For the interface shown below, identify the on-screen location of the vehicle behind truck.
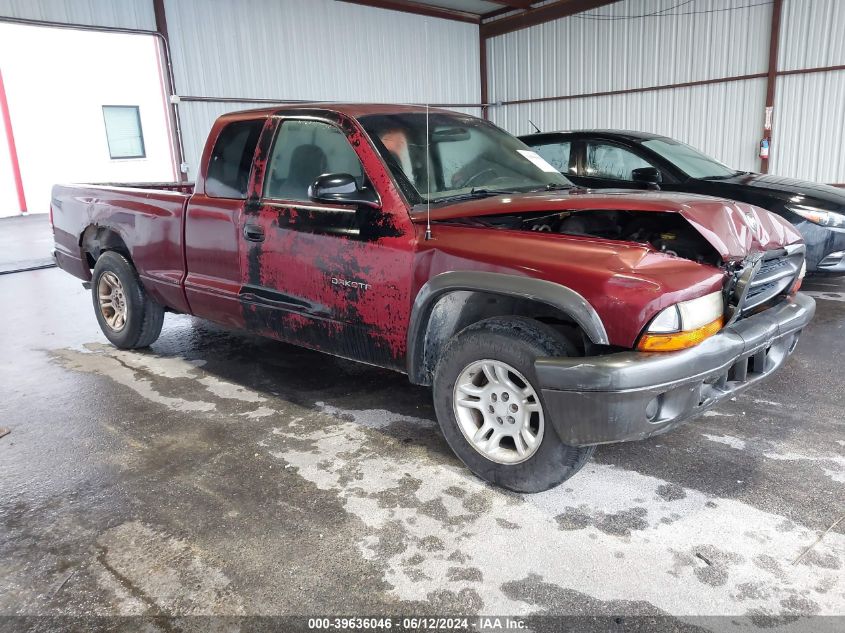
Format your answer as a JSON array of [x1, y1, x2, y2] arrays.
[[52, 104, 815, 492]]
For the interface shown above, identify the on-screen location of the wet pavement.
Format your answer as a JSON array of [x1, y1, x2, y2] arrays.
[[0, 268, 843, 631], [0, 214, 54, 274]]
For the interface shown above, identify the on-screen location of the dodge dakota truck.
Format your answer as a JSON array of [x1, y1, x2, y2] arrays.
[[52, 104, 815, 492]]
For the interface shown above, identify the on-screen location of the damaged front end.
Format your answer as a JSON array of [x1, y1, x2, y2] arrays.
[[451, 208, 725, 267], [724, 245, 806, 323], [435, 195, 808, 344], [419, 193, 814, 446]]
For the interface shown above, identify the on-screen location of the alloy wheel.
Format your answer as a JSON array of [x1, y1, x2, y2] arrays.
[[97, 271, 128, 332], [452, 359, 544, 464]]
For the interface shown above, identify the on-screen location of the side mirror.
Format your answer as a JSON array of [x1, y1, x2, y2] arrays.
[[308, 173, 380, 209], [631, 167, 662, 188]]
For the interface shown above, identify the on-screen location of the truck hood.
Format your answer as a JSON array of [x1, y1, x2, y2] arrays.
[[413, 190, 803, 262]]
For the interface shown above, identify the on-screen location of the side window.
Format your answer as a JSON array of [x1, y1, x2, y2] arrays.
[[264, 120, 364, 201], [584, 142, 652, 180], [533, 141, 572, 174], [206, 120, 263, 199]]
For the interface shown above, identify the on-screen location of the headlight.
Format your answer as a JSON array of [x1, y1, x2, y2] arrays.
[[787, 204, 845, 232], [638, 291, 724, 352]]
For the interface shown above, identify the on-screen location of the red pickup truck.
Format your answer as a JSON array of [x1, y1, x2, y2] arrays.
[[52, 104, 815, 492]]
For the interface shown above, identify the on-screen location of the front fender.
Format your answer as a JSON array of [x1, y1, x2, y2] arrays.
[[406, 270, 609, 384]]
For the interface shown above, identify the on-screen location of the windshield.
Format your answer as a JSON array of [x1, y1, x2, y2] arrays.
[[359, 112, 571, 203], [641, 138, 738, 179]]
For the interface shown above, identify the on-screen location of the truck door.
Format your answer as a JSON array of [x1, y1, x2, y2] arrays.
[[184, 116, 265, 328], [239, 113, 415, 370]]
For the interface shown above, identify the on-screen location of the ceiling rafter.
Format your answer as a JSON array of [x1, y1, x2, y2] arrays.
[[487, 0, 535, 9], [481, 0, 619, 37], [336, 0, 480, 23]]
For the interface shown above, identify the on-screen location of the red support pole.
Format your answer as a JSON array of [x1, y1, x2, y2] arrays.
[[480, 32, 489, 120], [761, 0, 784, 174], [0, 68, 27, 214]]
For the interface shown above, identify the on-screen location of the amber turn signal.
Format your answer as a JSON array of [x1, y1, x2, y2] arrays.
[[637, 317, 725, 352]]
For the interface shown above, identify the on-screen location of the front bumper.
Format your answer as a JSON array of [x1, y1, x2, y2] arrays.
[[536, 293, 816, 446], [817, 250, 845, 273], [797, 220, 845, 273]]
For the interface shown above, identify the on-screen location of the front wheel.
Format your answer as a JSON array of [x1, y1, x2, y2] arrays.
[[433, 317, 594, 493]]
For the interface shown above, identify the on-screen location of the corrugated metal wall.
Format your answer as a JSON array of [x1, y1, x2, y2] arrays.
[[486, 0, 771, 173], [494, 79, 766, 172], [163, 0, 481, 174], [771, 73, 845, 182], [770, 0, 845, 181], [488, 0, 770, 99], [0, 0, 155, 30], [3, 0, 842, 183]]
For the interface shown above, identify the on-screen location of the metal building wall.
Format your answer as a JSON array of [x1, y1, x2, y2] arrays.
[[486, 0, 772, 173], [0, 0, 155, 30], [163, 0, 481, 174], [770, 0, 845, 182], [495, 79, 766, 172]]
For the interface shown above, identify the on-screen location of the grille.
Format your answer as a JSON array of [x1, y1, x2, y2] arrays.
[[728, 246, 804, 320]]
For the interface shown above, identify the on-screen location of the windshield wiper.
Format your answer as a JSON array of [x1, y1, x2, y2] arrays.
[[431, 188, 517, 204], [701, 171, 746, 180], [534, 183, 575, 192]]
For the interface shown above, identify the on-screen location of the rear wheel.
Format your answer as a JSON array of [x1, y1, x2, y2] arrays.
[[91, 251, 164, 349], [433, 316, 594, 493]]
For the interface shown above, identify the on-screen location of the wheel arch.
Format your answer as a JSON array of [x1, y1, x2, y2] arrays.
[[406, 271, 609, 386], [80, 225, 133, 269]]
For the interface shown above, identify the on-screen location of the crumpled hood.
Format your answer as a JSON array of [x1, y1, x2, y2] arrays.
[[414, 190, 804, 262]]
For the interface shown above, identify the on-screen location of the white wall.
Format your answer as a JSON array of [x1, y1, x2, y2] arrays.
[[0, 102, 21, 216], [0, 23, 174, 214], [486, 0, 772, 174], [162, 0, 482, 175]]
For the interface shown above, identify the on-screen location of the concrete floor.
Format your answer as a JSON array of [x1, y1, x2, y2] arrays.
[[0, 213, 54, 274], [1, 267, 843, 630]]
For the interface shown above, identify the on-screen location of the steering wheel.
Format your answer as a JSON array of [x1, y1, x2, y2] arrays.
[[461, 168, 498, 189]]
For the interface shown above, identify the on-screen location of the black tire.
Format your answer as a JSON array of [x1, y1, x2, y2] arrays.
[[433, 316, 595, 493], [91, 251, 164, 349]]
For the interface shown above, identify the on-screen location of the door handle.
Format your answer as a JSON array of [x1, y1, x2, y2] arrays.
[[243, 224, 265, 242]]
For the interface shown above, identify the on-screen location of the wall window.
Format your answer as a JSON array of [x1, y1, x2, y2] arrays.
[[205, 119, 263, 199], [102, 105, 146, 159]]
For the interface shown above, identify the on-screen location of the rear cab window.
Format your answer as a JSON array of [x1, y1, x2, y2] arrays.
[[206, 120, 264, 199]]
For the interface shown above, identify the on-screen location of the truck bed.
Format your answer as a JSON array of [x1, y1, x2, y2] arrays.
[[51, 182, 195, 314], [82, 182, 196, 195]]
